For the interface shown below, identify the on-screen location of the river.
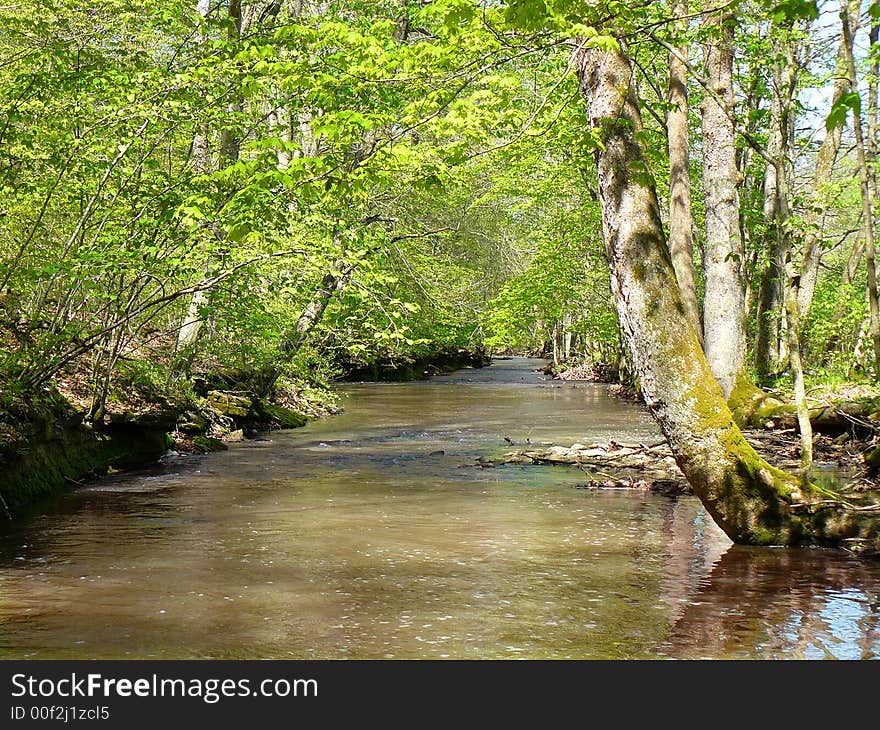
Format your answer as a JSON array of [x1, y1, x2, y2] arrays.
[[1, 357, 879, 659]]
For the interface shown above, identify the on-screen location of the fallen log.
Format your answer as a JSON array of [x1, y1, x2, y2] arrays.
[[729, 382, 880, 433], [494, 440, 687, 486], [485, 433, 871, 494]]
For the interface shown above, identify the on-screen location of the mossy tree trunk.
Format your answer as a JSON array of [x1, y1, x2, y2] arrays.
[[575, 40, 880, 555]]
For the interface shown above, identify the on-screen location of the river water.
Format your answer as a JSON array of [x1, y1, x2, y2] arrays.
[[1, 357, 879, 659]]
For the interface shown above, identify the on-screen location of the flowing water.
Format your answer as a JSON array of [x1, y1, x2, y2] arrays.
[[1, 357, 879, 659]]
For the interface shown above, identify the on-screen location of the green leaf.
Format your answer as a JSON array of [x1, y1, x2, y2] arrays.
[[770, 0, 819, 24], [826, 91, 860, 131]]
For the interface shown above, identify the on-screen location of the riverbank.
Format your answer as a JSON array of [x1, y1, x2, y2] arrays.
[[0, 381, 334, 515], [0, 346, 492, 516], [341, 346, 491, 382]]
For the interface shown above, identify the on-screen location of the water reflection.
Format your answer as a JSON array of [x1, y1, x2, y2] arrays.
[[659, 543, 880, 659], [0, 358, 879, 659]]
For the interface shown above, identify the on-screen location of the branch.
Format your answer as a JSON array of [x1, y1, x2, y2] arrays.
[[21, 248, 308, 388]]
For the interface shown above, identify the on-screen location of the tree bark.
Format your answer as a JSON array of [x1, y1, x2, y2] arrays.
[[218, 0, 245, 166], [258, 231, 355, 395], [279, 262, 350, 360], [784, 269, 813, 483], [175, 1, 255, 366], [751, 24, 812, 475], [190, 0, 212, 176], [575, 39, 880, 554], [754, 34, 799, 380], [841, 3, 880, 378], [666, 0, 701, 341], [700, 7, 745, 397]]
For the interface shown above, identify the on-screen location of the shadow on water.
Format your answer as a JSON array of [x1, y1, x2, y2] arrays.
[[1, 357, 879, 658]]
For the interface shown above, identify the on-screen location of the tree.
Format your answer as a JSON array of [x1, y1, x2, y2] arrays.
[[841, 0, 880, 378], [797, 0, 857, 320], [576, 35, 880, 554], [700, 2, 746, 397], [666, 0, 701, 341], [753, 20, 801, 381]]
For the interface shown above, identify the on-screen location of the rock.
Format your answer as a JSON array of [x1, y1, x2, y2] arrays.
[[865, 446, 880, 475], [192, 435, 228, 453], [225, 429, 244, 442], [108, 408, 179, 431], [177, 411, 209, 435], [207, 391, 252, 418], [258, 403, 307, 429]]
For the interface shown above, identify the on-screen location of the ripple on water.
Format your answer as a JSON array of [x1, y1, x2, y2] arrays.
[[1, 358, 879, 658]]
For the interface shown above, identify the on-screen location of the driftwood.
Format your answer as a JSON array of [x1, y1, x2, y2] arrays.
[[495, 440, 690, 493], [503, 439, 676, 470], [574, 476, 689, 495], [484, 431, 873, 495]]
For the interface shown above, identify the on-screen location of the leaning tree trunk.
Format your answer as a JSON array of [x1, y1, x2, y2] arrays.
[[280, 263, 350, 361], [842, 3, 880, 379], [258, 233, 355, 396], [798, 0, 856, 319], [700, 6, 745, 397], [575, 40, 880, 555], [666, 0, 701, 341]]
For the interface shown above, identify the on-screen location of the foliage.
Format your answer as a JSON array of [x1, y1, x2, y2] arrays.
[[0, 0, 877, 419]]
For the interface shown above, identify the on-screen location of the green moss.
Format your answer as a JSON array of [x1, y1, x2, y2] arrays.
[[686, 369, 738, 433], [867, 446, 880, 475], [746, 526, 784, 545], [727, 373, 791, 428], [206, 391, 253, 418], [0, 419, 170, 511], [260, 404, 307, 429], [192, 435, 228, 453]]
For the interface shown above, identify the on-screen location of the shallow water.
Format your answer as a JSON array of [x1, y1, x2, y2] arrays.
[[1, 357, 879, 659]]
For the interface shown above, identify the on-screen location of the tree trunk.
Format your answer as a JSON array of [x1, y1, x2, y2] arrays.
[[175, 0, 251, 367], [190, 0, 212, 176], [798, 2, 856, 318], [784, 269, 813, 483], [176, 289, 208, 355], [258, 230, 355, 395], [700, 7, 745, 397], [218, 0, 244, 166], [562, 311, 573, 360], [666, 0, 701, 341], [175, 0, 214, 365], [755, 32, 799, 380], [575, 39, 880, 554], [280, 265, 348, 359], [842, 3, 880, 378], [868, 16, 879, 211]]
